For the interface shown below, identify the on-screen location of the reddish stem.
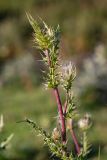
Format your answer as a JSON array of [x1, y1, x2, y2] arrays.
[[63, 92, 68, 116], [54, 88, 66, 143], [63, 101, 67, 116], [70, 120, 80, 154], [44, 49, 66, 143]]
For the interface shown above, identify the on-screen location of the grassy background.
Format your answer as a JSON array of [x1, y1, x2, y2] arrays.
[[0, 86, 107, 160]]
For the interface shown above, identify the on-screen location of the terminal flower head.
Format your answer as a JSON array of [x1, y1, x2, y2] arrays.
[[78, 113, 92, 131], [61, 61, 76, 91]]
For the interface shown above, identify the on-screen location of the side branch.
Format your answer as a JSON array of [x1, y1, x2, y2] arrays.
[[70, 120, 80, 155], [54, 88, 66, 143]]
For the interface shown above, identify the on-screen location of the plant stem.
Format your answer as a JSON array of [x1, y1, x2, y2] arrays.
[[83, 131, 87, 156], [44, 49, 66, 143], [64, 101, 67, 115], [52, 68, 80, 154], [70, 120, 80, 154], [63, 92, 68, 115], [54, 88, 66, 143]]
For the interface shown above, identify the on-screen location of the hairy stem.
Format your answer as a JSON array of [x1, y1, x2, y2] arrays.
[[70, 120, 80, 155], [44, 49, 51, 66], [83, 131, 87, 156], [54, 88, 66, 143]]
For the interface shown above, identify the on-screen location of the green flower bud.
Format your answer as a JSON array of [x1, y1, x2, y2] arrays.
[[52, 128, 60, 141]]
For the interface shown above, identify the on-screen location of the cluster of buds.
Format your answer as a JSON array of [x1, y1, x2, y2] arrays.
[[60, 62, 76, 92]]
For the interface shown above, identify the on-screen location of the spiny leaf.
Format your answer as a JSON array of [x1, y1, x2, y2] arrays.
[[23, 119, 73, 160], [82, 131, 91, 157]]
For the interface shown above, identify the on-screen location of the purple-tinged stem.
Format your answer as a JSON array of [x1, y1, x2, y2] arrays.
[[54, 88, 66, 143], [70, 120, 80, 155], [63, 101, 67, 116], [44, 50, 66, 143], [63, 93, 68, 116]]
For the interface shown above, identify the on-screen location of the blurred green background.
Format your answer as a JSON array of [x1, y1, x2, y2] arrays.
[[0, 0, 107, 159]]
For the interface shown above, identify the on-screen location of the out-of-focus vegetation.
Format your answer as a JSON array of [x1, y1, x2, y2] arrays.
[[0, 0, 107, 159]]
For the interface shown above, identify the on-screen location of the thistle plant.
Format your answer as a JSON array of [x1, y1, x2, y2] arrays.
[[25, 14, 93, 160]]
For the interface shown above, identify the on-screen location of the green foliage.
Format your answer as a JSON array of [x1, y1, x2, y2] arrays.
[[82, 132, 91, 157], [27, 14, 60, 88], [23, 119, 92, 160], [66, 93, 78, 119], [24, 119, 73, 160], [27, 13, 60, 52]]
